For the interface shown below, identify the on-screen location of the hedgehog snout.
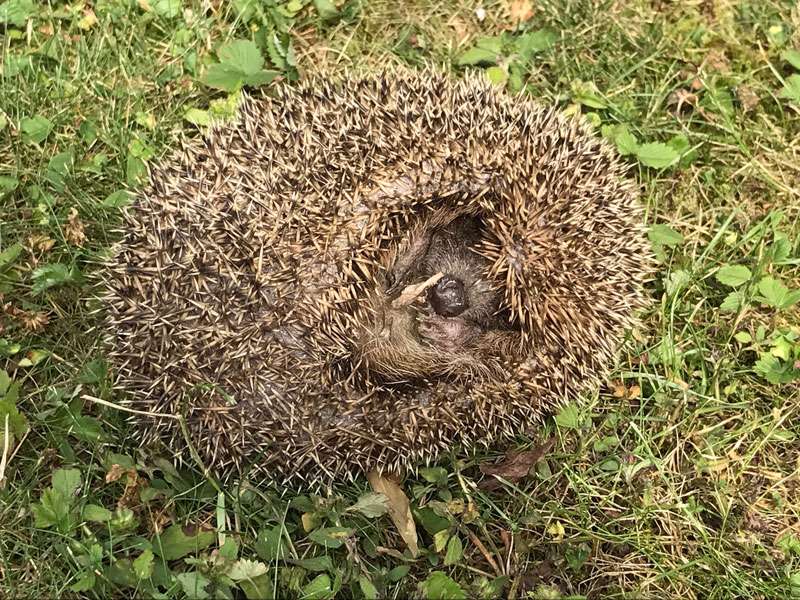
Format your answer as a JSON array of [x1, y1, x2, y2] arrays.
[[428, 275, 468, 317]]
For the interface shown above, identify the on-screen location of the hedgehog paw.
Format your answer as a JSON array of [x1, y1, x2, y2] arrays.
[[418, 314, 480, 353]]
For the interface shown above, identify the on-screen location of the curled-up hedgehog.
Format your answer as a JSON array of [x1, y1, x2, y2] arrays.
[[102, 70, 653, 485]]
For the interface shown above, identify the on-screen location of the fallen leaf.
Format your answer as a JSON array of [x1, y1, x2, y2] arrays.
[[610, 381, 640, 399], [669, 88, 699, 113], [367, 470, 419, 557], [391, 272, 442, 309], [703, 49, 730, 72], [28, 234, 55, 253], [737, 85, 760, 112], [479, 438, 554, 489], [507, 0, 534, 24], [15, 309, 49, 332], [65, 208, 86, 247]]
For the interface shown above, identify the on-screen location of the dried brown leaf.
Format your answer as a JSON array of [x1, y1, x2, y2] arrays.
[[479, 438, 554, 488], [737, 85, 760, 112], [28, 234, 55, 253], [507, 0, 534, 23], [367, 469, 419, 557], [65, 208, 86, 247]]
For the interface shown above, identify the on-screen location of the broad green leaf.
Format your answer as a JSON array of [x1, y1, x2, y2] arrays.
[[554, 404, 581, 429], [69, 415, 111, 444], [648, 224, 683, 247], [734, 331, 752, 344], [720, 290, 743, 312], [69, 572, 96, 592], [152, 523, 215, 560], [485, 66, 508, 86], [52, 468, 82, 497], [0, 0, 35, 26], [0, 175, 18, 194], [780, 74, 800, 104], [32, 488, 74, 532], [83, 504, 113, 522], [126, 154, 148, 187], [184, 108, 212, 127], [132, 549, 154, 579], [102, 190, 132, 208], [218, 40, 264, 74], [603, 124, 638, 156], [636, 142, 679, 169], [782, 49, 800, 71], [571, 80, 606, 109], [443, 535, 463, 565], [347, 492, 389, 518], [254, 524, 286, 561], [151, 0, 181, 18], [457, 36, 504, 66], [0, 375, 27, 449], [293, 555, 333, 572], [0, 243, 23, 271], [358, 576, 379, 599], [176, 571, 211, 600], [716, 265, 752, 287], [313, 0, 338, 20], [307, 526, 353, 549], [46, 151, 74, 191], [204, 40, 278, 92], [301, 574, 332, 600], [757, 276, 792, 308], [20, 115, 53, 144], [515, 29, 557, 59], [387, 565, 410, 582], [419, 466, 448, 485], [420, 572, 466, 600], [78, 359, 108, 384], [238, 574, 275, 600]]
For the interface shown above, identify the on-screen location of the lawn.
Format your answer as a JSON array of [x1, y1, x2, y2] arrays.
[[1, 0, 800, 598]]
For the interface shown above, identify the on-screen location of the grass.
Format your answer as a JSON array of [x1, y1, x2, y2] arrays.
[[1, 0, 799, 598]]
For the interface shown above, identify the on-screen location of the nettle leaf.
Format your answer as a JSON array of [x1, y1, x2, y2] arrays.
[[347, 492, 389, 518], [756, 276, 800, 309], [716, 265, 752, 288], [83, 504, 113, 522], [307, 526, 354, 549], [153, 523, 215, 560], [754, 354, 799, 385], [602, 124, 638, 156], [420, 572, 466, 600], [0, 0, 35, 27], [20, 115, 53, 144], [457, 36, 504, 66], [648, 224, 683, 248], [636, 142, 679, 169], [720, 290, 743, 312], [780, 74, 800, 104]]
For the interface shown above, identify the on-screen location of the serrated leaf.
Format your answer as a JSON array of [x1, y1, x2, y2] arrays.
[[757, 276, 791, 308], [177, 571, 211, 600], [83, 504, 113, 522], [307, 526, 353, 549], [153, 524, 215, 560], [554, 404, 581, 429], [648, 224, 683, 247], [609, 125, 638, 156], [0, 0, 35, 27], [347, 492, 389, 518], [636, 142, 679, 169], [720, 290, 743, 312], [420, 572, 466, 600], [132, 549, 154, 579], [20, 115, 53, 144], [716, 265, 752, 287], [780, 74, 800, 104]]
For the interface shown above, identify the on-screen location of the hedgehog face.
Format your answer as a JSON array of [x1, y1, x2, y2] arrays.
[[357, 213, 509, 379]]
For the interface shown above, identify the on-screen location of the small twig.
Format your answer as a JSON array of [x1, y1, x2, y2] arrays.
[[466, 528, 503, 577]]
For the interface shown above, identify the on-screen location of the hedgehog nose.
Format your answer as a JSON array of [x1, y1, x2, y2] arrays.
[[429, 275, 468, 317]]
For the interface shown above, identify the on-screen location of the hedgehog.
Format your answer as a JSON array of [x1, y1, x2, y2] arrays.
[[102, 70, 652, 486]]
